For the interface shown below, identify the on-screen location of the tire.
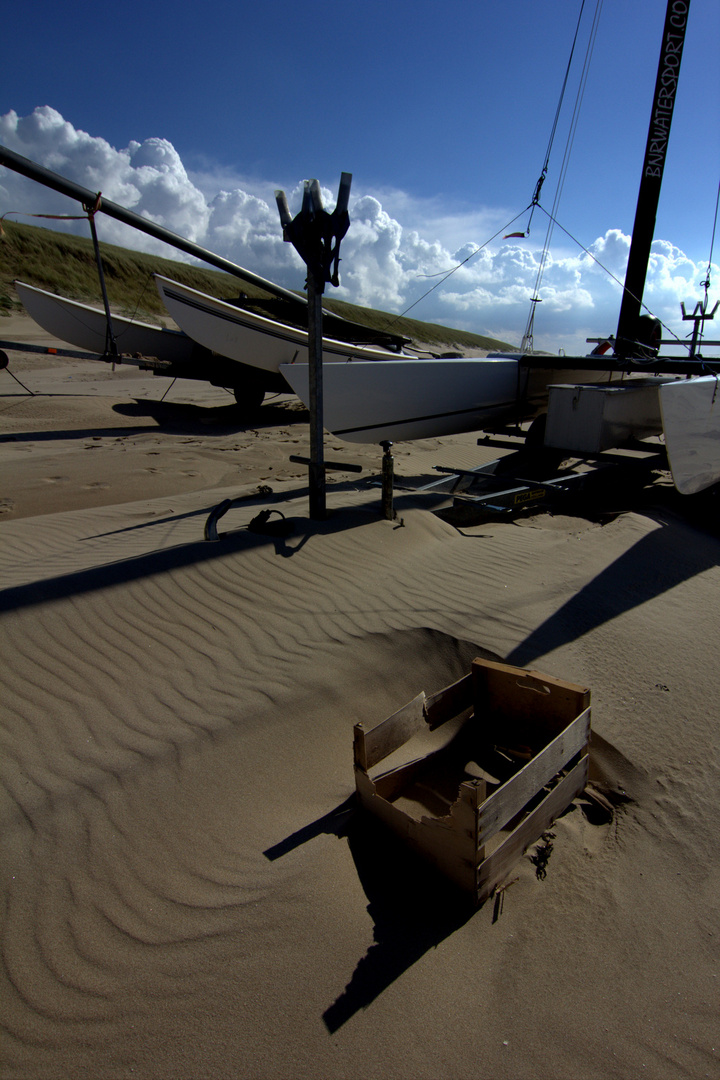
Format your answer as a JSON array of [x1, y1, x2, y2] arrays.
[[525, 413, 547, 447], [233, 382, 266, 411]]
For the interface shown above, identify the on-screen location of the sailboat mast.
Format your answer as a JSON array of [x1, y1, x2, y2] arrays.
[[616, 0, 690, 354]]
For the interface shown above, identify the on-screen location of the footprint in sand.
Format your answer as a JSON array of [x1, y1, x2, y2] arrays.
[[42, 475, 69, 484], [0, 497, 15, 513]]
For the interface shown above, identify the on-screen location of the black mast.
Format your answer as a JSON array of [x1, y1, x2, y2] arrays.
[[615, 0, 690, 355]]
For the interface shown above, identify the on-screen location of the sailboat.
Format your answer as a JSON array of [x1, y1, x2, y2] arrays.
[[272, 0, 720, 494], [3, 1, 716, 491], [1, 141, 407, 407], [152, 273, 408, 372], [14, 280, 200, 365], [147, 0, 717, 491]]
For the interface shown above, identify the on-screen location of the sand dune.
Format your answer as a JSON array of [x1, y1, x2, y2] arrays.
[[1, 316, 719, 1078]]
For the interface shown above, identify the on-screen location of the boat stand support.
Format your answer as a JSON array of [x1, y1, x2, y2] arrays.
[[381, 441, 395, 520], [84, 198, 120, 363], [276, 173, 352, 520]]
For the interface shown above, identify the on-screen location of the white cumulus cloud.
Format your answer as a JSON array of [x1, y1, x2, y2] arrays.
[[1, 108, 716, 356]]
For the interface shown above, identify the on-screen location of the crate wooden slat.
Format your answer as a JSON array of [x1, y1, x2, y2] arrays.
[[475, 756, 589, 904], [353, 657, 590, 904], [476, 707, 590, 844], [353, 692, 427, 772]]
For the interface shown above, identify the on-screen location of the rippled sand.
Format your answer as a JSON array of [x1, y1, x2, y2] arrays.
[[1, 316, 719, 1078]]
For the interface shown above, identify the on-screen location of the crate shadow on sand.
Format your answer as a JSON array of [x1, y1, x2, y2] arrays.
[[265, 760, 624, 1032], [264, 799, 476, 1034], [323, 810, 477, 1033]]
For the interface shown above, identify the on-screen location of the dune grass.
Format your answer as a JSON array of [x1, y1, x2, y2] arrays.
[[0, 219, 515, 351]]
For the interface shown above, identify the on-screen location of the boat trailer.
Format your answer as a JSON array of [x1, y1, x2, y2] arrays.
[[404, 437, 668, 522]]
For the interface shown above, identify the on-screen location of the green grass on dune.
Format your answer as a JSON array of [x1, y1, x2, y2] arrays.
[[0, 220, 249, 321], [0, 219, 515, 351]]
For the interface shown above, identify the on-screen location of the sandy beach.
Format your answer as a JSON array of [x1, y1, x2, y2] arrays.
[[1, 313, 718, 1079]]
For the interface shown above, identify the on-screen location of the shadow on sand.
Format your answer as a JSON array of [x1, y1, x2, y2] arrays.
[[507, 511, 719, 667], [0, 495, 390, 614], [112, 396, 308, 433], [264, 798, 476, 1034]]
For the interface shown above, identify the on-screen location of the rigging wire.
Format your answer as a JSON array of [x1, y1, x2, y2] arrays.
[[401, 0, 601, 325], [703, 179, 720, 293], [535, 204, 685, 348], [521, 0, 604, 353], [394, 208, 530, 321], [697, 177, 720, 349], [525, 0, 596, 234], [373, 1, 602, 338]]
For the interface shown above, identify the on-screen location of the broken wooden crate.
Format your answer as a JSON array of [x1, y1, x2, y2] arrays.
[[353, 657, 590, 905]]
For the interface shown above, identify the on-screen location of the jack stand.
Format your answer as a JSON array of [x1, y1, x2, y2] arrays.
[[381, 440, 394, 520]]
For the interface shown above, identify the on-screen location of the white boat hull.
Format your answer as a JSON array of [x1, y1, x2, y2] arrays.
[[154, 275, 403, 372], [660, 375, 720, 494], [15, 280, 196, 364], [280, 358, 522, 442]]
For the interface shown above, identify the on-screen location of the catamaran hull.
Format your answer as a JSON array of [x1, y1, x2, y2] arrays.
[[280, 358, 524, 442], [154, 275, 403, 373], [280, 357, 626, 443], [659, 376, 720, 494], [15, 280, 197, 363]]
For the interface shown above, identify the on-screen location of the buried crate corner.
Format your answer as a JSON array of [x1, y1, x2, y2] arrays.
[[353, 657, 591, 905]]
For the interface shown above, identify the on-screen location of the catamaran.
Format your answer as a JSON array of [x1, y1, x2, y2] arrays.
[[151, 0, 717, 488], [2, 0, 717, 491], [152, 274, 408, 372], [14, 280, 199, 365]]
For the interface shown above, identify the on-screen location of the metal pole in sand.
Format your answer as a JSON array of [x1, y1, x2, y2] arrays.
[[276, 173, 352, 521], [84, 197, 120, 362], [381, 441, 394, 520], [306, 267, 326, 520]]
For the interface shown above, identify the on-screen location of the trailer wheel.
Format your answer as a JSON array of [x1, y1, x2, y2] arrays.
[[233, 382, 265, 411], [523, 413, 565, 474], [525, 413, 547, 447]]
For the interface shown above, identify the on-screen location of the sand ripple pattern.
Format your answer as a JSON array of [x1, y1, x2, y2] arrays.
[[2, 491, 719, 1076]]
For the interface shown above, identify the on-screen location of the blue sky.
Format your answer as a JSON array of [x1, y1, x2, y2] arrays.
[[3, 0, 719, 354]]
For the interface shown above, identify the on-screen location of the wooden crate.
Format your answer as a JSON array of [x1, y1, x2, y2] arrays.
[[353, 658, 590, 905]]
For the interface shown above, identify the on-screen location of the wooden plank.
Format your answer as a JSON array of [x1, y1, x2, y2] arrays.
[[411, 829, 477, 891], [356, 765, 481, 892], [357, 774, 475, 893], [355, 692, 427, 771], [355, 785, 413, 841], [477, 708, 590, 845], [476, 755, 589, 904], [370, 757, 429, 802], [420, 782, 482, 843], [410, 800, 478, 892], [472, 658, 590, 739], [424, 674, 473, 730], [354, 765, 377, 806], [353, 723, 369, 772]]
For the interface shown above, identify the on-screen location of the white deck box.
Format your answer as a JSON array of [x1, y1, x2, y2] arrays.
[[544, 378, 669, 452]]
